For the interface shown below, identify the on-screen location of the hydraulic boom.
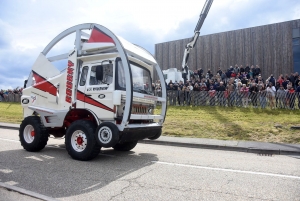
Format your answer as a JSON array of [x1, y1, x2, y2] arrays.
[[182, 0, 213, 73]]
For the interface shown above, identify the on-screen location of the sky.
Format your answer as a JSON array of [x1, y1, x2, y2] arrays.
[[0, 0, 300, 89]]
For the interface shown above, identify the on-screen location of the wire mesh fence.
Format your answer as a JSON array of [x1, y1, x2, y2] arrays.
[[0, 94, 22, 103], [164, 90, 300, 109], [2, 91, 300, 110]]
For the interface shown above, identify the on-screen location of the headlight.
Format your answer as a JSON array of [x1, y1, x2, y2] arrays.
[[148, 108, 153, 114]]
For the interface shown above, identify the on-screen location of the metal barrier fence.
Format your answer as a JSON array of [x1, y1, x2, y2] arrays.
[[2, 91, 300, 110], [165, 90, 300, 109], [0, 94, 22, 103]]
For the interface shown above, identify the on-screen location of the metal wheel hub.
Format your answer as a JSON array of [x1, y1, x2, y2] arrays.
[[98, 126, 112, 144], [23, 125, 35, 143], [71, 130, 87, 152]]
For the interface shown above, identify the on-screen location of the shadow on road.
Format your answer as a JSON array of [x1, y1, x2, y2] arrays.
[[0, 144, 158, 199]]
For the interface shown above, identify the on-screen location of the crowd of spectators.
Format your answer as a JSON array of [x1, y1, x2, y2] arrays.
[[153, 64, 300, 109], [0, 88, 23, 102]]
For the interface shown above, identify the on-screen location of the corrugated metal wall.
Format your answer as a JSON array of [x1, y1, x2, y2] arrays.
[[154, 19, 300, 81]]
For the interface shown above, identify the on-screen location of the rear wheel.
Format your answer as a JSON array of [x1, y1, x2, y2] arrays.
[[65, 120, 100, 161], [19, 116, 49, 152], [113, 141, 138, 151]]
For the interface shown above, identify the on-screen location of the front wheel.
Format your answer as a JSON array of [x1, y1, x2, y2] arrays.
[[96, 122, 119, 148], [65, 120, 100, 161], [148, 129, 162, 140], [19, 116, 49, 152], [113, 141, 138, 151]]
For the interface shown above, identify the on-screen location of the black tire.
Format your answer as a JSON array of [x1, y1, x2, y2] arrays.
[[113, 141, 138, 151], [96, 122, 119, 148], [148, 129, 162, 140], [19, 116, 49, 152], [65, 120, 100, 161]]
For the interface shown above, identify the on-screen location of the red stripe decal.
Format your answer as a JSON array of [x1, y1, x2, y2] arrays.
[[77, 91, 113, 112], [32, 71, 57, 96], [88, 27, 115, 44]]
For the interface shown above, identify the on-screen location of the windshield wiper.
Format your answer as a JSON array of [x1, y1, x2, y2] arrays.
[[134, 88, 152, 95]]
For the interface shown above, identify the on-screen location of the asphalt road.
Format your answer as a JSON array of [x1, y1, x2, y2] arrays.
[[0, 128, 300, 201]]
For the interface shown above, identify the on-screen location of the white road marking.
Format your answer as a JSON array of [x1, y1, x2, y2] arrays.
[[0, 138, 18, 142], [0, 169, 13, 174], [0, 137, 116, 157], [25, 156, 43, 161], [152, 161, 300, 180], [82, 182, 102, 191]]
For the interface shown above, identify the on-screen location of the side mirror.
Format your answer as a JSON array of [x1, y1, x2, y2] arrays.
[[23, 79, 28, 88], [96, 65, 103, 81]]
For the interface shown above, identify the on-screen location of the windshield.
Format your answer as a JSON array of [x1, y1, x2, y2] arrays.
[[117, 60, 153, 94]]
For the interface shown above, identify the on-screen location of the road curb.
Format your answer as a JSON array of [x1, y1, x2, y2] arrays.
[[0, 182, 59, 201], [0, 125, 19, 130], [139, 139, 300, 156]]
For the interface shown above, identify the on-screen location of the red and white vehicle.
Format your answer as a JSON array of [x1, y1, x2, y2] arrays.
[[19, 24, 167, 161]]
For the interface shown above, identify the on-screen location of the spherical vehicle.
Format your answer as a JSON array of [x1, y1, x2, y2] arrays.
[[65, 120, 100, 161], [96, 122, 119, 148], [19, 116, 49, 152]]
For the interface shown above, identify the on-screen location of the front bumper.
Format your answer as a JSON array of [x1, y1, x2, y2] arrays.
[[118, 123, 162, 143]]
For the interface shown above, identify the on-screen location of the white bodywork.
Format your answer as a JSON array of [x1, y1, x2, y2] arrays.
[[21, 23, 167, 133], [163, 68, 194, 84]]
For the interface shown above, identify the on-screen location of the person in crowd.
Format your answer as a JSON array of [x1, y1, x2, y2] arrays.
[[185, 85, 190, 105], [266, 82, 276, 109], [286, 86, 296, 110], [178, 86, 185, 106], [245, 64, 250, 73], [275, 82, 281, 107], [254, 65, 261, 77], [277, 75, 284, 86], [258, 84, 267, 109], [235, 82, 243, 107], [240, 65, 244, 73], [249, 69, 253, 79], [0, 90, 4, 102], [217, 82, 226, 106], [155, 83, 162, 97], [227, 80, 235, 107], [276, 85, 286, 109], [240, 84, 249, 108], [208, 85, 216, 106], [295, 74, 300, 88], [192, 83, 200, 106], [234, 64, 239, 74], [267, 74, 276, 86], [282, 77, 289, 89], [249, 83, 258, 108], [289, 73, 296, 88]]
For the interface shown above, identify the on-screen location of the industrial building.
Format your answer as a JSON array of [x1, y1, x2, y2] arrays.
[[155, 19, 300, 79]]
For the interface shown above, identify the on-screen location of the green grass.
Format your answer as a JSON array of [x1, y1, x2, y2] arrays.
[[1, 102, 300, 143], [156, 106, 300, 144], [0, 102, 23, 124]]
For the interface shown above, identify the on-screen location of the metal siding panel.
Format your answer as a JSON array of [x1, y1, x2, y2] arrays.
[[235, 29, 244, 66], [286, 22, 293, 74], [175, 40, 181, 70], [162, 42, 169, 71], [169, 41, 176, 69], [211, 33, 220, 74], [244, 28, 252, 67], [219, 32, 228, 70]]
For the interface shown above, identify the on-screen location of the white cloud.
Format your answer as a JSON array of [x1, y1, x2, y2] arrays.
[[0, 0, 300, 89]]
